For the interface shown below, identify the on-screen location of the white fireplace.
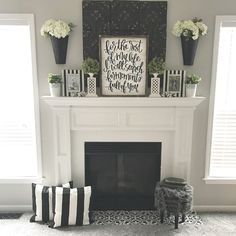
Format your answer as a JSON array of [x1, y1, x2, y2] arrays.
[[42, 96, 204, 186]]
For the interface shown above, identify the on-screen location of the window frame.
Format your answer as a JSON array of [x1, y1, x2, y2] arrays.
[[205, 15, 236, 184], [0, 14, 42, 183]]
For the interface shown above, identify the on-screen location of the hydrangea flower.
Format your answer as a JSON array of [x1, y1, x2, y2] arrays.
[[40, 19, 73, 38], [172, 18, 208, 40]]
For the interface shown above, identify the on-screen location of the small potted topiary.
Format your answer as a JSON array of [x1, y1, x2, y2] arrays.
[[147, 57, 166, 97], [81, 58, 100, 97], [48, 73, 62, 97], [81, 57, 100, 78], [147, 57, 166, 76], [185, 74, 202, 97]]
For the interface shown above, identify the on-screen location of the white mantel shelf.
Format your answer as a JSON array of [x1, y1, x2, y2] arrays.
[[42, 95, 205, 186], [41, 96, 205, 108]]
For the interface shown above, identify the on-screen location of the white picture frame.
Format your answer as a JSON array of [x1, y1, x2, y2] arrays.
[[62, 69, 85, 97], [163, 70, 186, 97]]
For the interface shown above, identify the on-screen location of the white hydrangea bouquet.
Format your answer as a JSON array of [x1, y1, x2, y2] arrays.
[[40, 19, 73, 38], [172, 17, 207, 40]]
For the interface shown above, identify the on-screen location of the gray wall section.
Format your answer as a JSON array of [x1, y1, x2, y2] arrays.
[[0, 0, 236, 208]]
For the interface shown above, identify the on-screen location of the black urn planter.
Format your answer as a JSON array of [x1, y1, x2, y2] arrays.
[[50, 36, 69, 64], [181, 36, 199, 65]]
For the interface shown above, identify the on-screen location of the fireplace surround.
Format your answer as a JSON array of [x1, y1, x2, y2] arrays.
[[42, 97, 204, 191]]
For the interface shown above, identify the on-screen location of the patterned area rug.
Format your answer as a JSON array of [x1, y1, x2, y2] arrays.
[[91, 210, 203, 226]]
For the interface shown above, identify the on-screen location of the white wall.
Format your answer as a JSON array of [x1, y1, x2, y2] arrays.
[[0, 0, 236, 210]]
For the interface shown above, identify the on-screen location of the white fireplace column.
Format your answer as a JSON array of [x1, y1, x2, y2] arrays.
[[42, 97, 205, 185], [173, 108, 195, 179], [52, 107, 71, 184]]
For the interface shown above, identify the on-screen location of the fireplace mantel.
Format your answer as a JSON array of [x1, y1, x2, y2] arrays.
[[42, 96, 205, 108], [41, 96, 205, 186]]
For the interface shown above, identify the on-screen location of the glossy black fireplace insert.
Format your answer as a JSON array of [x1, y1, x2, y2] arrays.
[[85, 142, 161, 210]]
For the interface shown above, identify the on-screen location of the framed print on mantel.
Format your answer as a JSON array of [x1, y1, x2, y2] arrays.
[[100, 35, 148, 96], [62, 69, 85, 97], [163, 70, 186, 97]]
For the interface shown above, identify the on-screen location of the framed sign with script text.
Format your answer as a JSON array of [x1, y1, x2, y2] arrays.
[[100, 35, 148, 96]]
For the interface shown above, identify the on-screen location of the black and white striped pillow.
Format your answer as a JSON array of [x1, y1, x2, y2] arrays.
[[51, 186, 92, 228], [30, 181, 73, 223]]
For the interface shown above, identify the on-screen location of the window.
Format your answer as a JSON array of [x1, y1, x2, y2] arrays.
[[0, 14, 41, 180], [205, 16, 236, 182]]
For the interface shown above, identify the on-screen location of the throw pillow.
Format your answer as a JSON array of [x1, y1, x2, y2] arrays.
[[30, 181, 73, 223], [50, 186, 92, 228]]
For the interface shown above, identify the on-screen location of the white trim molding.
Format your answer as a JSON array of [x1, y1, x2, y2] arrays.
[[194, 205, 236, 212], [203, 177, 236, 184], [0, 14, 42, 182], [204, 16, 221, 181], [205, 15, 236, 182], [42, 96, 205, 108], [0, 177, 45, 184], [0, 205, 32, 212]]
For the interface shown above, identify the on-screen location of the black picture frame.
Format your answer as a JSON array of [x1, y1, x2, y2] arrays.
[[163, 70, 186, 97], [99, 35, 148, 96]]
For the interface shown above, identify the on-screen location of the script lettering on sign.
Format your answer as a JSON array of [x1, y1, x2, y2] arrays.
[[100, 36, 147, 96]]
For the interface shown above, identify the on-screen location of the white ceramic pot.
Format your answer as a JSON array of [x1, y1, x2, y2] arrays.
[[186, 84, 197, 97], [88, 73, 94, 79], [49, 83, 61, 97]]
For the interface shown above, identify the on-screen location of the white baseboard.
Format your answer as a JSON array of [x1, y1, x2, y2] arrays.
[[193, 205, 236, 212], [0, 205, 32, 212]]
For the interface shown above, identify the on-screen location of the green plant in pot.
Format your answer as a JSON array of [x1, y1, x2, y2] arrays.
[[48, 73, 62, 97], [41, 19, 74, 64], [147, 57, 166, 97], [147, 57, 166, 77], [81, 58, 100, 97], [81, 57, 100, 78], [185, 74, 202, 97], [172, 18, 208, 65]]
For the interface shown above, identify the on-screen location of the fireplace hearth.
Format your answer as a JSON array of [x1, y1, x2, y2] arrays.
[[85, 142, 161, 210]]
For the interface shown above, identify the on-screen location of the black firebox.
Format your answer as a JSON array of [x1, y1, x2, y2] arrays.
[[85, 142, 161, 210]]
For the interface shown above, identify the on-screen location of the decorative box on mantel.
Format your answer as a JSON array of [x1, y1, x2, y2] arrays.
[[41, 96, 205, 186]]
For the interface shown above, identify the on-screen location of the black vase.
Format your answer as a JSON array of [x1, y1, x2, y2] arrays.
[[181, 36, 199, 65], [50, 36, 69, 64]]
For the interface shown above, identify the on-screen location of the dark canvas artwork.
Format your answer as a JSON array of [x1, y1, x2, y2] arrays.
[[82, 0, 167, 86]]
